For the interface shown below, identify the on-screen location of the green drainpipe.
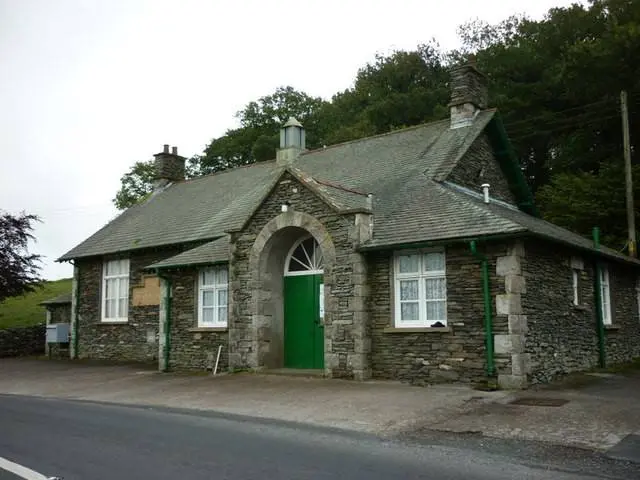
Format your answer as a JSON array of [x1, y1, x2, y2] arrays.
[[592, 227, 606, 368], [156, 270, 173, 372], [470, 240, 495, 378]]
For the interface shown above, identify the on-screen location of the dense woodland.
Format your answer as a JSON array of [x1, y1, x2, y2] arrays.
[[114, 0, 640, 251]]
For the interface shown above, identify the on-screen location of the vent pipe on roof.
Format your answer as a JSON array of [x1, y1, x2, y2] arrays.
[[482, 183, 490, 204]]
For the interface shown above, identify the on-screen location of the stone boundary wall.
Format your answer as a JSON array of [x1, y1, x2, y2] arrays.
[[0, 324, 45, 357]]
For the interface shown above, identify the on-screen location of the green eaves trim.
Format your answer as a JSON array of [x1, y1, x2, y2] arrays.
[[485, 113, 539, 217], [145, 260, 229, 271], [358, 232, 528, 252]]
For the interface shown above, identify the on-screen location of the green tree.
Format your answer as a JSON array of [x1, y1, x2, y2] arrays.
[[197, 86, 328, 175], [0, 212, 42, 302], [113, 159, 197, 210]]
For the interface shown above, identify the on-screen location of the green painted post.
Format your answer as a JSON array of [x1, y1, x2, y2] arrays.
[[593, 227, 606, 368]]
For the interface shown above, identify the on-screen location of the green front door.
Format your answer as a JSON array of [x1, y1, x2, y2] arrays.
[[283, 274, 324, 369]]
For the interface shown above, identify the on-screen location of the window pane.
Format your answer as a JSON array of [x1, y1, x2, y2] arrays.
[[201, 307, 214, 324], [218, 306, 228, 324], [105, 261, 114, 276], [400, 302, 419, 321], [217, 288, 228, 307], [202, 269, 215, 286], [399, 280, 419, 300], [426, 301, 446, 321], [216, 267, 228, 285], [398, 254, 420, 273], [105, 278, 114, 300], [118, 277, 128, 298], [424, 252, 445, 272], [118, 298, 127, 318], [106, 299, 116, 318], [425, 278, 446, 300], [202, 290, 214, 307]]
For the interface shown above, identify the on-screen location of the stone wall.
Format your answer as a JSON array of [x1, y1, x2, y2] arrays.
[[522, 239, 640, 384], [368, 242, 510, 385], [0, 325, 45, 357], [447, 134, 516, 204], [76, 248, 183, 363], [49, 303, 71, 324], [230, 171, 370, 379], [163, 269, 228, 371], [605, 258, 640, 365]]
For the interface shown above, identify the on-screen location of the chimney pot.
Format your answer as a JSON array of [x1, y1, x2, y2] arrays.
[[171, 146, 178, 155], [163, 144, 170, 154]]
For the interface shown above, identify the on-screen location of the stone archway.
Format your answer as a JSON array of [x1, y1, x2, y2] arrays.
[[248, 211, 336, 370]]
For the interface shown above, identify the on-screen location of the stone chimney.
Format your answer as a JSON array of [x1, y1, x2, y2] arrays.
[[449, 56, 489, 129], [276, 117, 306, 166], [153, 144, 185, 191]]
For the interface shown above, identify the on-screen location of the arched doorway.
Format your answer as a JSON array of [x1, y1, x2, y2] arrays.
[[283, 235, 324, 369]]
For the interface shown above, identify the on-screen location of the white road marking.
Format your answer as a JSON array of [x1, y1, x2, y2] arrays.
[[0, 456, 49, 480]]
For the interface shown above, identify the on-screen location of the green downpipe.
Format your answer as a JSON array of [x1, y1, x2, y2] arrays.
[[593, 228, 606, 368], [157, 270, 172, 372], [470, 241, 495, 377]]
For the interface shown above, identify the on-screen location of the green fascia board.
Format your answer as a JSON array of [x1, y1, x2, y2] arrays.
[[358, 232, 528, 252], [485, 113, 539, 217], [146, 260, 229, 271]]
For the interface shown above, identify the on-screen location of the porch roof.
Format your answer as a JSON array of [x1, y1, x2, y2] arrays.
[[145, 236, 230, 270]]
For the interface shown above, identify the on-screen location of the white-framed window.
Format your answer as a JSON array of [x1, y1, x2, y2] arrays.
[[394, 250, 447, 327], [198, 265, 228, 327], [600, 267, 612, 325], [101, 259, 130, 322], [572, 269, 580, 306]]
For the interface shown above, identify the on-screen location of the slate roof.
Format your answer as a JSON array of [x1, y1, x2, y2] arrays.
[[146, 236, 230, 269], [40, 293, 72, 305], [59, 162, 282, 260], [58, 109, 639, 267]]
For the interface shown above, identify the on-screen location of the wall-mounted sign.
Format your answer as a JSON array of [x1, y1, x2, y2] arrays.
[[319, 283, 325, 319]]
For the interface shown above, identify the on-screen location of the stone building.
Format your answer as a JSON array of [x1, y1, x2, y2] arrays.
[[58, 62, 640, 388]]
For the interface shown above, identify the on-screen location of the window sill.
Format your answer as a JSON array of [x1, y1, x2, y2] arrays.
[[384, 327, 451, 334], [188, 327, 228, 332], [604, 324, 621, 331], [95, 321, 129, 325]]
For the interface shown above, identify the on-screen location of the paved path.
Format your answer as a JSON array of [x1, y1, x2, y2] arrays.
[[0, 358, 508, 437], [0, 394, 615, 480]]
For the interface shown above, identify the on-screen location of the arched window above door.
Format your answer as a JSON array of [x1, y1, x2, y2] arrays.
[[285, 236, 324, 275]]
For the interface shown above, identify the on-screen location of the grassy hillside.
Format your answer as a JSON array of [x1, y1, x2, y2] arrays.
[[0, 278, 72, 329]]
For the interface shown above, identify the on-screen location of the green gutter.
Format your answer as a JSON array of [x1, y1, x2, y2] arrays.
[[469, 240, 495, 378], [358, 232, 527, 253], [592, 228, 606, 368], [156, 269, 173, 372]]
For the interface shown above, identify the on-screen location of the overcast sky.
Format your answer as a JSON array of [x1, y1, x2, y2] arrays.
[[1, 0, 579, 280]]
